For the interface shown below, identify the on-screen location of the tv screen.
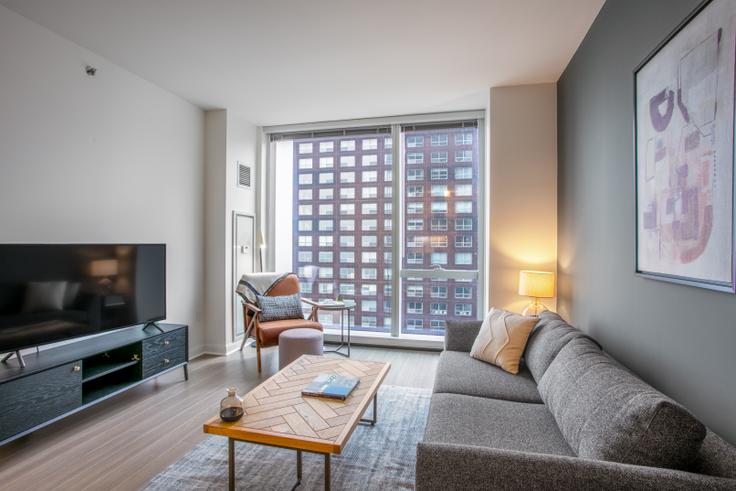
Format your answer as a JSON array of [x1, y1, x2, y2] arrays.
[[0, 244, 166, 353]]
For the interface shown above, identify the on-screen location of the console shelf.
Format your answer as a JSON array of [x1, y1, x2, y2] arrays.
[[0, 323, 188, 446]]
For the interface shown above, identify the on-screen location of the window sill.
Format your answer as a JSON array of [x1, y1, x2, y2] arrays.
[[323, 328, 444, 351]]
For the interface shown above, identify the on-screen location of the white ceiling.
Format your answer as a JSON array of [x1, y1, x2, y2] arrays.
[[1, 0, 603, 125]]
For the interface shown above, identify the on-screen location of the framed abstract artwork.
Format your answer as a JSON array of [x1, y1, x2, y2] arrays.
[[635, 0, 736, 292]]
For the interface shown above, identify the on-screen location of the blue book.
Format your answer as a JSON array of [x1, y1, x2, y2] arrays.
[[302, 373, 360, 400]]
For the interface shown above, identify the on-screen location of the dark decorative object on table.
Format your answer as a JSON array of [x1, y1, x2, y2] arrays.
[[219, 388, 244, 422]]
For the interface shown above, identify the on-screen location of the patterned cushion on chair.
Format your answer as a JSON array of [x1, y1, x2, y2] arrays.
[[257, 293, 304, 322]]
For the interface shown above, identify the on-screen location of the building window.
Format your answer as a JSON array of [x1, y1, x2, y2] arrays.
[[430, 185, 448, 197], [455, 253, 472, 265], [362, 268, 377, 280], [361, 284, 377, 296], [298, 236, 312, 247], [319, 267, 333, 279], [455, 201, 472, 214], [455, 287, 472, 299], [407, 302, 423, 314], [407, 285, 424, 297], [431, 252, 448, 265], [319, 251, 333, 262], [430, 168, 448, 180], [362, 251, 377, 263], [407, 202, 424, 214], [341, 155, 355, 167], [455, 150, 472, 162], [340, 235, 354, 247], [298, 143, 313, 154], [384, 154, 393, 165], [407, 252, 424, 264], [406, 136, 424, 148], [339, 219, 355, 231], [431, 236, 448, 248], [362, 170, 378, 182], [384, 137, 393, 149], [319, 141, 334, 153], [362, 138, 378, 150], [455, 236, 472, 248], [340, 140, 355, 151], [298, 220, 312, 232], [298, 205, 312, 216], [319, 283, 333, 294], [455, 167, 472, 180], [299, 158, 313, 169], [407, 185, 424, 197], [298, 251, 312, 262], [362, 316, 377, 327], [340, 188, 355, 199], [407, 236, 425, 248], [299, 174, 313, 185], [430, 303, 447, 315], [319, 157, 334, 168], [362, 203, 378, 215], [340, 251, 355, 263], [455, 303, 472, 316], [340, 204, 354, 215], [318, 219, 333, 231], [431, 285, 448, 298], [430, 320, 445, 329], [407, 169, 424, 181], [431, 218, 448, 231], [362, 219, 377, 231], [455, 184, 472, 196], [407, 152, 424, 165], [340, 283, 355, 295], [407, 219, 424, 230], [318, 189, 334, 200], [431, 151, 448, 163], [362, 154, 378, 166], [362, 300, 377, 312], [340, 171, 355, 183], [406, 319, 424, 329], [319, 173, 334, 184], [361, 235, 378, 247], [455, 133, 472, 145], [318, 236, 334, 247], [319, 204, 334, 215], [456, 218, 473, 231], [339, 267, 355, 279], [431, 202, 448, 214], [430, 134, 448, 146], [362, 187, 378, 199], [298, 189, 312, 200]]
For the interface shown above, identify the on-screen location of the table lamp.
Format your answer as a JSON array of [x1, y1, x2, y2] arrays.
[[518, 270, 555, 316]]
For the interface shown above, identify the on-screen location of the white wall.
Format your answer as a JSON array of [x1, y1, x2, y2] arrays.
[[0, 5, 206, 354], [489, 84, 558, 313], [203, 109, 258, 354]]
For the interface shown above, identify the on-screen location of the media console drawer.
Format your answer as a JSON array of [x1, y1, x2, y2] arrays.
[[142, 345, 187, 378], [0, 362, 83, 441], [142, 329, 186, 357]]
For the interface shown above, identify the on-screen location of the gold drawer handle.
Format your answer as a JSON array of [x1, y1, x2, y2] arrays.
[[163, 340, 170, 346], [73, 365, 81, 372], [163, 358, 170, 365]]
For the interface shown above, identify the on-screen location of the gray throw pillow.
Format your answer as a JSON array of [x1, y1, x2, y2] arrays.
[[538, 337, 706, 470], [22, 281, 67, 313], [257, 293, 304, 322]]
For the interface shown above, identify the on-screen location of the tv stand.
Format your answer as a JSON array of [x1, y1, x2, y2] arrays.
[[143, 321, 165, 333], [0, 350, 26, 368], [0, 323, 188, 446]]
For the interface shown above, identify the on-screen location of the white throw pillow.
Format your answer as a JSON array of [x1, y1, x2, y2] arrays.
[[469, 307, 538, 374]]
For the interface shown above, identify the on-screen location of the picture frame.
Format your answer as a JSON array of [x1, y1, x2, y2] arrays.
[[634, 0, 736, 292]]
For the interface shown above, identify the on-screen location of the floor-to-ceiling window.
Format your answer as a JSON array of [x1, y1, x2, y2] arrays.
[[267, 112, 484, 341]]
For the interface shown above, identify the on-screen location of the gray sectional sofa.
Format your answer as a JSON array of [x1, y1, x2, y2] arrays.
[[416, 311, 736, 490]]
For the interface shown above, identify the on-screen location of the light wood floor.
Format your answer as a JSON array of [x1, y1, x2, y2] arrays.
[[0, 344, 439, 491]]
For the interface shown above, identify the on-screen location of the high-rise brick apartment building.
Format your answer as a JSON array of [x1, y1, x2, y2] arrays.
[[292, 125, 479, 336]]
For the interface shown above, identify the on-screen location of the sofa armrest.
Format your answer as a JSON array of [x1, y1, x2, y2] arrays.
[[444, 320, 482, 352], [416, 442, 735, 491]]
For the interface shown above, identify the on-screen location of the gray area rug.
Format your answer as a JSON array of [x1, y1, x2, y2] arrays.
[[144, 385, 431, 490]]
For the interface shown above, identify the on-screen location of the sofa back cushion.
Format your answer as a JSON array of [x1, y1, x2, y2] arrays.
[[538, 337, 706, 470], [523, 311, 585, 382]]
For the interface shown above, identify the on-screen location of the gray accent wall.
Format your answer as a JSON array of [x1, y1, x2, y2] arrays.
[[558, 0, 736, 444]]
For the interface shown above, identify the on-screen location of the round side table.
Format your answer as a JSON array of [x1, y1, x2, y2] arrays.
[[313, 300, 356, 357]]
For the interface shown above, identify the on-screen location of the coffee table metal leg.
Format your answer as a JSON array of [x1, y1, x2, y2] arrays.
[[324, 453, 331, 491], [360, 393, 377, 425], [228, 438, 235, 491]]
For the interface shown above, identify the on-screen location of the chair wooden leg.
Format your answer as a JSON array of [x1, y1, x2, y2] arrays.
[[256, 337, 262, 373], [240, 335, 247, 351]]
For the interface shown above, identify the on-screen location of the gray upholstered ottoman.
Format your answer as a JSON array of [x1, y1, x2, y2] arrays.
[[278, 328, 323, 369]]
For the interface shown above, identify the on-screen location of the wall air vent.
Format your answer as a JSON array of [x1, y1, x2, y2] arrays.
[[237, 162, 251, 188]]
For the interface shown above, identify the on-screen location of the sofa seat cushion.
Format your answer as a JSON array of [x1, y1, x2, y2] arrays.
[[423, 392, 574, 457], [433, 350, 542, 404], [538, 337, 707, 470]]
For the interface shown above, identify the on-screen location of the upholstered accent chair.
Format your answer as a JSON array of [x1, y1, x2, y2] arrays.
[[238, 273, 323, 373]]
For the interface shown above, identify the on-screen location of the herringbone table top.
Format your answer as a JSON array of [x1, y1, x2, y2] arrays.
[[203, 355, 390, 454]]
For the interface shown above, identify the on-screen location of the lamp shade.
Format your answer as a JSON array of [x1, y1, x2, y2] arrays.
[[90, 259, 119, 277], [518, 270, 555, 298]]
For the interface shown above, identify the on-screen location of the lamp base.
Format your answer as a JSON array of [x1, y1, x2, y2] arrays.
[[522, 298, 547, 317]]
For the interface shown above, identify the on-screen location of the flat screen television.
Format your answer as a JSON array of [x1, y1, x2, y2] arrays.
[[0, 244, 166, 353]]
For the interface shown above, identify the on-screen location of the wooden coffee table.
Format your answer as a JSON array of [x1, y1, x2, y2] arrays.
[[203, 354, 390, 490]]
